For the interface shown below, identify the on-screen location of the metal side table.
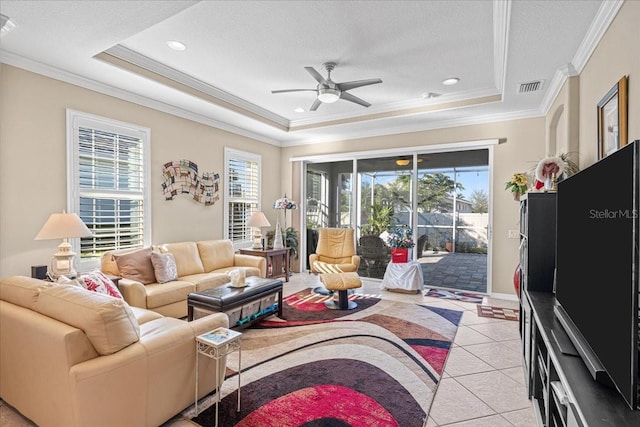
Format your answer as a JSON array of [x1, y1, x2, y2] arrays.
[[195, 327, 242, 426]]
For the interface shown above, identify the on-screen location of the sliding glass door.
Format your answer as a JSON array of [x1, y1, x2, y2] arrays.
[[357, 156, 414, 278], [303, 148, 489, 292]]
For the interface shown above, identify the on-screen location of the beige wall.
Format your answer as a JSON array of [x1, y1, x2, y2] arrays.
[[0, 65, 281, 277], [578, 0, 639, 167]]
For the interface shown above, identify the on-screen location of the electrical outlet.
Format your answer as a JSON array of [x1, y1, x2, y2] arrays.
[[508, 229, 519, 239]]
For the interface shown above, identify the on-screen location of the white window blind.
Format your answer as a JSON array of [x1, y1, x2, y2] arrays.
[[67, 110, 151, 271], [224, 148, 261, 246]]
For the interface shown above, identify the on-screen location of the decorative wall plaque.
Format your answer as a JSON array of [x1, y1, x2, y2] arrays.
[[162, 160, 219, 206]]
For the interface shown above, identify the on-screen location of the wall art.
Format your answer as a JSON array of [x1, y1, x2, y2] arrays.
[[597, 75, 628, 160], [161, 160, 220, 206]]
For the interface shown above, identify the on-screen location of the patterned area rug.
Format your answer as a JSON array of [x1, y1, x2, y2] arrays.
[[424, 288, 484, 303], [476, 305, 519, 321], [191, 288, 463, 427]]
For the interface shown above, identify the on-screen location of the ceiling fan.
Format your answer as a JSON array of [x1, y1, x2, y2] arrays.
[[271, 62, 382, 111]]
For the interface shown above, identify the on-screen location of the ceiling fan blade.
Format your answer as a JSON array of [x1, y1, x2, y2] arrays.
[[309, 98, 322, 111], [305, 67, 328, 85], [337, 78, 383, 92], [340, 91, 371, 108], [271, 89, 317, 94]]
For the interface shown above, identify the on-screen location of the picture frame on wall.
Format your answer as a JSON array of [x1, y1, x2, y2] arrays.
[[597, 75, 628, 160]]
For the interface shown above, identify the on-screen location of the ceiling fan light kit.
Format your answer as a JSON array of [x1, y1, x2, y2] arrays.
[[317, 88, 340, 103], [272, 61, 382, 111]]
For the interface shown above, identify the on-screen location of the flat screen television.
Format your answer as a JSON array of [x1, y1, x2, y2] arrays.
[[554, 140, 639, 410]]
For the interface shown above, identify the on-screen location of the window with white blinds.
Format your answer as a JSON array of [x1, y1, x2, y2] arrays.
[[67, 110, 151, 271], [224, 148, 261, 246]]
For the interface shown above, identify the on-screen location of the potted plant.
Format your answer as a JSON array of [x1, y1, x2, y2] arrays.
[[386, 225, 415, 263], [505, 172, 528, 201]]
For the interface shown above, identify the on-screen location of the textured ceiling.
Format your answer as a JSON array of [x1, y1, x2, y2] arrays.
[[0, 0, 618, 146]]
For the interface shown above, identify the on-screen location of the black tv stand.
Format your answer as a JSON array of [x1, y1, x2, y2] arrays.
[[522, 290, 640, 426], [550, 326, 578, 357]]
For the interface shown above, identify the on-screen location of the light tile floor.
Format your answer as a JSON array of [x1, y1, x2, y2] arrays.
[[0, 272, 536, 427]]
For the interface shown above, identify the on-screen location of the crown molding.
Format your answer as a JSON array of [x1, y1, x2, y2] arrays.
[[281, 108, 543, 147], [101, 45, 289, 129], [539, 63, 578, 115], [571, 0, 624, 73], [0, 50, 282, 146], [289, 138, 500, 162], [493, 0, 511, 93], [288, 89, 501, 129], [538, 0, 622, 116]]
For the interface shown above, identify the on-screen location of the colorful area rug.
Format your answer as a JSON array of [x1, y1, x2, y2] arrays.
[[191, 288, 463, 427], [424, 288, 484, 303], [476, 304, 519, 321]]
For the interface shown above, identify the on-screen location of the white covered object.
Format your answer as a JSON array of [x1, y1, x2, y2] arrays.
[[380, 261, 424, 293]]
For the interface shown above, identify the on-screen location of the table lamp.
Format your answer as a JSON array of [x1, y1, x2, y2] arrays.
[[34, 210, 93, 279], [247, 211, 271, 249]]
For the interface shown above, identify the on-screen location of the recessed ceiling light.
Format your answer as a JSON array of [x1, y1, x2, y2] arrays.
[[294, 108, 305, 113], [166, 40, 186, 51], [442, 77, 460, 86]]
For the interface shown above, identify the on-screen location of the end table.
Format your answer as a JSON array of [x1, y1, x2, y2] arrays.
[[239, 247, 290, 281], [195, 327, 242, 426], [380, 260, 424, 293]]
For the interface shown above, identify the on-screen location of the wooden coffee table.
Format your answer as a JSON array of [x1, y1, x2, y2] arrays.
[[187, 276, 283, 329]]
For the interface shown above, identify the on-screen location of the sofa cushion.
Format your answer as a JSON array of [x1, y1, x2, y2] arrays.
[[0, 276, 56, 308], [35, 285, 140, 355], [113, 247, 157, 284], [179, 272, 231, 292], [143, 280, 196, 310], [129, 306, 164, 325], [197, 239, 235, 272], [160, 242, 205, 277], [150, 252, 178, 283]]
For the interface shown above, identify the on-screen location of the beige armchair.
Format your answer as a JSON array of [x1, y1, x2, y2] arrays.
[[309, 228, 360, 273]]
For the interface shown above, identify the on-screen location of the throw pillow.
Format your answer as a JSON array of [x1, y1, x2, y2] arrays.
[[79, 270, 123, 299], [150, 251, 178, 283], [113, 247, 156, 284]]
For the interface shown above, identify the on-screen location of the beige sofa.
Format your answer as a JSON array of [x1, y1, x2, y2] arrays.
[[101, 239, 267, 318], [0, 275, 229, 427]]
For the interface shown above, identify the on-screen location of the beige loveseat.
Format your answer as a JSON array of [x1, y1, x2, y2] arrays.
[[101, 239, 267, 318], [0, 275, 229, 427]]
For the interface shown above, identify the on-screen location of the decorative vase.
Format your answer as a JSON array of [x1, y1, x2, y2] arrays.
[[272, 217, 284, 249], [543, 173, 557, 192], [513, 191, 521, 201], [514, 264, 521, 299], [391, 248, 409, 263]]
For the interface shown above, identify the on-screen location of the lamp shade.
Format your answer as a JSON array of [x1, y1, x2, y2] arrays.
[[35, 211, 92, 240], [273, 194, 298, 210], [247, 211, 271, 228]]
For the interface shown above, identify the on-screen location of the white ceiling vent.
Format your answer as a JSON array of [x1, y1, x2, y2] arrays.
[[517, 80, 544, 94]]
